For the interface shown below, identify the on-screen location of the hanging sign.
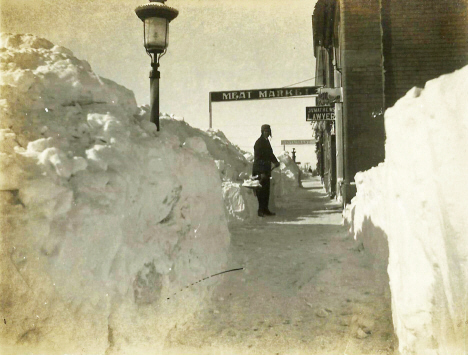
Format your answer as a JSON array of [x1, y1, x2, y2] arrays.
[[281, 139, 315, 145], [210, 86, 320, 102], [306, 106, 335, 121]]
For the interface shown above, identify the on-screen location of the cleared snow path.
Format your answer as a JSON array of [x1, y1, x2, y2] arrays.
[[165, 177, 396, 355]]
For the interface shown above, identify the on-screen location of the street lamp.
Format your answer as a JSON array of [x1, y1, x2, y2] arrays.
[[135, 0, 178, 131]]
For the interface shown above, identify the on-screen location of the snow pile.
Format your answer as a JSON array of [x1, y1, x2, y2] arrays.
[[344, 66, 468, 355], [160, 119, 302, 221], [0, 33, 230, 355], [158, 118, 258, 221], [242, 149, 302, 213], [160, 119, 249, 182], [273, 150, 302, 193]]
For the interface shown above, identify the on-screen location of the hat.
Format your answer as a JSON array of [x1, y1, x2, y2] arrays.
[[261, 124, 271, 131]]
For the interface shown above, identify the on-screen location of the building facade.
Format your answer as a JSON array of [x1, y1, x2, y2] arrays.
[[312, 0, 468, 202]]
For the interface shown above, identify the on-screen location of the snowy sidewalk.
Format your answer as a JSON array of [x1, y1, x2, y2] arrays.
[[165, 177, 396, 355]]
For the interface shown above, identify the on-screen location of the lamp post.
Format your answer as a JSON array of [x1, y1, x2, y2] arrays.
[[135, 0, 178, 131]]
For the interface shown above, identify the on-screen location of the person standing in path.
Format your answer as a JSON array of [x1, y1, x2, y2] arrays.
[[253, 124, 280, 217]]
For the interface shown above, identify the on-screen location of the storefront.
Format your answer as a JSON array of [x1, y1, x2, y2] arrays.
[[312, 0, 467, 203]]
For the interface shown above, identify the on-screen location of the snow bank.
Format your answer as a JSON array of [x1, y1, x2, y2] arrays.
[[274, 151, 302, 192], [344, 66, 468, 355], [160, 119, 249, 182], [0, 33, 230, 355], [158, 118, 259, 221], [160, 119, 302, 220]]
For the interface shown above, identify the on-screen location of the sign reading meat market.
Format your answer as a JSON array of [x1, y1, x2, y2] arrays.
[[210, 86, 320, 102], [306, 106, 335, 121]]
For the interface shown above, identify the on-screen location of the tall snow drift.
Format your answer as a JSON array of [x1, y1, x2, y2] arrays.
[[0, 33, 230, 355], [160, 118, 259, 221], [160, 118, 303, 221], [345, 65, 468, 355]]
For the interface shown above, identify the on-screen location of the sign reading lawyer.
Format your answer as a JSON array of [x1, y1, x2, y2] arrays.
[[281, 140, 315, 145], [210, 86, 320, 102], [306, 106, 335, 121]]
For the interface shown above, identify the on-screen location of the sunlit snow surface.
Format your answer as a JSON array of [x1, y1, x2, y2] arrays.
[[0, 32, 303, 355], [271, 208, 343, 225], [0, 33, 231, 355], [345, 65, 468, 355]]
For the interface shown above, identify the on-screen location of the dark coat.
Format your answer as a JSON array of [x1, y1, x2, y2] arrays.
[[252, 136, 279, 176]]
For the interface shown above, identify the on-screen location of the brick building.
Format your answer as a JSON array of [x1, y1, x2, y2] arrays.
[[312, 0, 468, 202]]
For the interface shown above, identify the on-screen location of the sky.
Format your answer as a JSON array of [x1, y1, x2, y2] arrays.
[[1, 0, 319, 165]]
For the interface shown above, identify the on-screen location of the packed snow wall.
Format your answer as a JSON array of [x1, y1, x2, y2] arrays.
[[270, 151, 302, 210], [161, 118, 303, 221], [0, 33, 231, 355], [273, 151, 302, 193], [345, 66, 468, 355], [160, 118, 259, 222]]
